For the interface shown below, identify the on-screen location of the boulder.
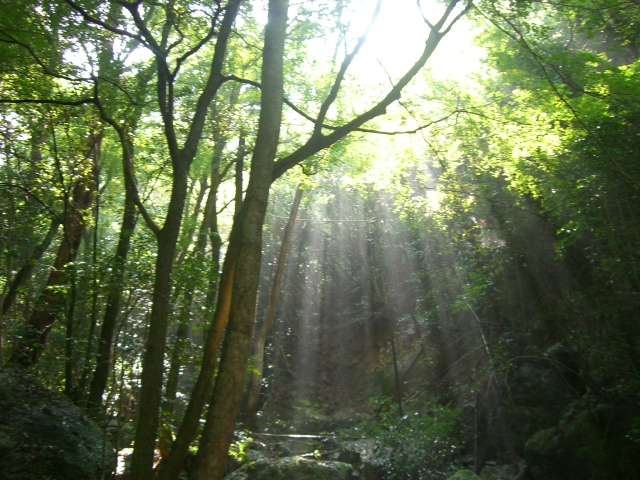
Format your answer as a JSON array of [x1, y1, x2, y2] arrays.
[[523, 404, 640, 479], [0, 368, 115, 480], [480, 464, 519, 480], [446, 470, 481, 480], [225, 456, 355, 480]]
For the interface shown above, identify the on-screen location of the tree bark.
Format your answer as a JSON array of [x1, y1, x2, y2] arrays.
[[157, 130, 225, 463], [245, 185, 302, 428], [190, 2, 289, 478], [129, 2, 242, 478], [86, 186, 137, 412]]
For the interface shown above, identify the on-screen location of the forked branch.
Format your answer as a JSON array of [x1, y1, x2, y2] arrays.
[[272, 0, 469, 181]]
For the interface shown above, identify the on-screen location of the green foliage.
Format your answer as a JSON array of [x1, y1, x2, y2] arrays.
[[229, 430, 253, 462], [367, 398, 462, 480]]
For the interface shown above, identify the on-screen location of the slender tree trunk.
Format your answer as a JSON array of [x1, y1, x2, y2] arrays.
[[175, 175, 208, 267], [2, 216, 61, 315], [157, 130, 227, 480], [87, 187, 138, 412], [9, 170, 95, 367], [157, 240, 236, 480], [0, 142, 14, 363], [157, 135, 225, 461], [130, 163, 189, 479], [190, 2, 289, 478], [87, 51, 155, 412], [129, 2, 242, 476], [76, 162, 101, 402], [64, 259, 79, 397], [235, 133, 245, 216], [245, 185, 302, 428]]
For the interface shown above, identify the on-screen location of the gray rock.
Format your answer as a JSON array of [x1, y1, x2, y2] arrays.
[[480, 464, 519, 480], [225, 456, 354, 480], [446, 470, 482, 480], [0, 368, 115, 480]]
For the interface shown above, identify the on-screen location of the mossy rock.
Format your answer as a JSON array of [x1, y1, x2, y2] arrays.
[[446, 470, 481, 480], [225, 456, 354, 480], [523, 404, 640, 480], [0, 368, 115, 480], [480, 464, 519, 480]]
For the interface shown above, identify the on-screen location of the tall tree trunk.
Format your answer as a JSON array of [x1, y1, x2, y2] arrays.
[[235, 133, 245, 216], [245, 185, 302, 428], [0, 141, 15, 364], [190, 2, 289, 478], [130, 164, 189, 479], [86, 186, 138, 412], [157, 132, 225, 461], [64, 256, 79, 397], [86, 49, 155, 412], [75, 161, 101, 403], [129, 2, 243, 477]]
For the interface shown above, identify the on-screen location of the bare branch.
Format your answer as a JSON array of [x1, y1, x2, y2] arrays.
[[172, 3, 223, 78], [0, 33, 91, 83], [441, 1, 473, 36], [120, 1, 163, 56], [93, 87, 161, 235], [417, 0, 435, 28], [226, 75, 484, 135], [181, 0, 243, 162], [62, 0, 147, 46], [272, 0, 467, 181], [314, 0, 384, 135]]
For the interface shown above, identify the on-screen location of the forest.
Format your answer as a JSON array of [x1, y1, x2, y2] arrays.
[[0, 0, 639, 479]]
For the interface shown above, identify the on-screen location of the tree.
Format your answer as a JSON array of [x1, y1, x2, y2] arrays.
[[244, 184, 302, 428], [2, 1, 473, 478]]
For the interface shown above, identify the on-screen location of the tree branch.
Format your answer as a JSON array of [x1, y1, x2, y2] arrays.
[[0, 33, 91, 83], [62, 0, 147, 47], [172, 4, 223, 78], [226, 75, 484, 135], [314, 0, 383, 135], [93, 88, 161, 235], [272, 0, 468, 181], [0, 98, 95, 106], [181, 0, 243, 162]]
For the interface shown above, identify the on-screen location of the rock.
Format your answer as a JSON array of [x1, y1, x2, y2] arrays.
[[329, 411, 372, 429], [0, 368, 115, 480], [349, 439, 387, 480], [523, 426, 564, 479], [274, 438, 318, 456], [480, 464, 519, 480], [446, 470, 481, 480], [523, 404, 640, 480], [225, 456, 354, 480]]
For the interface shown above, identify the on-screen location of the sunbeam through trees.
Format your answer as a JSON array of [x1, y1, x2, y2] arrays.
[[1, 0, 639, 479]]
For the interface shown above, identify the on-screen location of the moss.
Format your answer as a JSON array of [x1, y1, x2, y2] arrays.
[[446, 470, 481, 480], [0, 368, 115, 480], [225, 456, 353, 480]]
